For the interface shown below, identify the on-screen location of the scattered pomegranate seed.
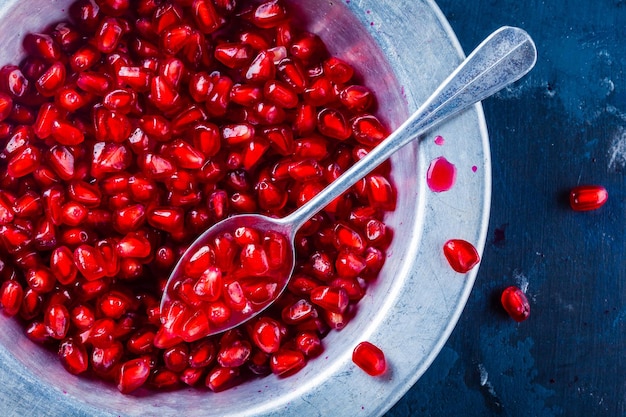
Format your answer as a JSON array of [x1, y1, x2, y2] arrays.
[[442, 239, 480, 273], [352, 341, 386, 376], [501, 286, 530, 322], [569, 185, 608, 211], [0, 0, 397, 395]]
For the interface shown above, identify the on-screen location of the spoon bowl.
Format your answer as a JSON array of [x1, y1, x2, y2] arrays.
[[160, 26, 537, 339]]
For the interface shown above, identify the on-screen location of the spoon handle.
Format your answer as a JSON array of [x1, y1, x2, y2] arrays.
[[281, 26, 537, 231]]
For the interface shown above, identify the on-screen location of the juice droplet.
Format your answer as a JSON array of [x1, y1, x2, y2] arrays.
[[442, 239, 480, 273], [472, 165, 478, 173], [426, 156, 456, 192], [434, 135, 445, 146]]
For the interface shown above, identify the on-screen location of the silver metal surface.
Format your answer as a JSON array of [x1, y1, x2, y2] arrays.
[[0, 0, 492, 416]]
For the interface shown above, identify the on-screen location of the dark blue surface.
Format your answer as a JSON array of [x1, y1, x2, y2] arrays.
[[386, 1, 626, 416]]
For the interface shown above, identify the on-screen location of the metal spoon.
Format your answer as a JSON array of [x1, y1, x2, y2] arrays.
[[160, 26, 537, 338]]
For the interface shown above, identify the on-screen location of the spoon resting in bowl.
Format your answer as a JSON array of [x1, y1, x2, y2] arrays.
[[158, 26, 537, 342]]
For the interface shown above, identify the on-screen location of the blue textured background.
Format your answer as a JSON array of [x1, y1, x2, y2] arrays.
[[386, 1, 626, 416]]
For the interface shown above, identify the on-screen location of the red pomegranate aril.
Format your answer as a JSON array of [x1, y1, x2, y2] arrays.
[[217, 338, 252, 368], [95, 17, 125, 53], [295, 331, 322, 357], [71, 304, 95, 330], [76, 71, 111, 95], [205, 73, 232, 117], [74, 244, 107, 281], [206, 365, 239, 392], [318, 107, 351, 140], [304, 77, 336, 106], [253, 0, 289, 28], [367, 174, 396, 211], [501, 286, 531, 322], [26, 267, 56, 294], [7, 145, 41, 178], [310, 286, 349, 314], [270, 348, 305, 376], [13, 191, 42, 218], [323, 57, 354, 83], [0, 280, 23, 317], [163, 344, 189, 372], [117, 357, 151, 394], [569, 185, 608, 211], [50, 119, 85, 146], [127, 329, 156, 354], [352, 341, 386, 376], [117, 66, 152, 92], [92, 341, 124, 377], [214, 42, 254, 69], [245, 50, 276, 83], [252, 317, 282, 353], [45, 304, 70, 339], [59, 338, 89, 375], [35, 61, 66, 97], [0, 92, 13, 121], [281, 298, 316, 324], [1, 65, 30, 98], [352, 114, 388, 147], [264, 79, 298, 108], [192, 0, 225, 34], [24, 33, 61, 61], [442, 239, 480, 273]]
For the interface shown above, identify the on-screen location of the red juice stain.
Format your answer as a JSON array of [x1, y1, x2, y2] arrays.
[[434, 135, 445, 146], [442, 239, 480, 273], [472, 165, 478, 173], [426, 156, 456, 192]]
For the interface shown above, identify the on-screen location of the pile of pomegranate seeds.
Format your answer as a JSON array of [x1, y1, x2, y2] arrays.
[[0, 0, 397, 393], [161, 225, 293, 342]]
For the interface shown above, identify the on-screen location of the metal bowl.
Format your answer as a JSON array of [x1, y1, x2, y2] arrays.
[[0, 0, 490, 415]]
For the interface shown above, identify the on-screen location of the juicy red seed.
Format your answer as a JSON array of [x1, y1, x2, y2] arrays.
[[569, 185, 608, 211], [352, 114, 388, 147], [58, 338, 89, 375], [310, 286, 349, 314], [117, 357, 151, 394], [501, 286, 531, 322], [442, 239, 480, 273], [0, 280, 24, 317], [352, 341, 386, 376], [252, 317, 282, 353], [192, 0, 225, 34], [270, 348, 305, 376], [45, 304, 70, 339], [206, 365, 239, 392], [214, 42, 254, 69], [318, 108, 351, 140], [253, 0, 289, 28]]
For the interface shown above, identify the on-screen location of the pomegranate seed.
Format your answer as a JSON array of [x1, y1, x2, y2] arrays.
[[569, 185, 608, 211], [295, 331, 322, 357], [117, 357, 151, 394], [45, 304, 70, 339], [0, 280, 23, 317], [192, 0, 225, 34], [270, 348, 305, 376], [206, 365, 239, 392], [310, 286, 349, 314], [58, 338, 89, 375], [252, 317, 282, 353], [215, 42, 254, 69], [442, 239, 480, 273], [92, 341, 124, 377], [352, 341, 386, 376], [501, 286, 531, 322]]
